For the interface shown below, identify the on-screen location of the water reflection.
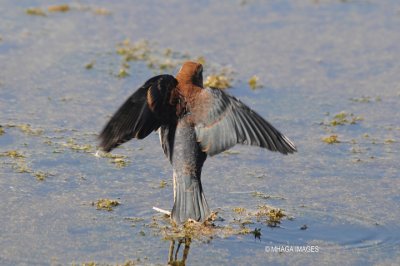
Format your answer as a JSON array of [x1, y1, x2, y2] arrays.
[[168, 237, 191, 266]]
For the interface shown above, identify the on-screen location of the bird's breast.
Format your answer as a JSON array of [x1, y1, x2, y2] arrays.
[[171, 118, 207, 176]]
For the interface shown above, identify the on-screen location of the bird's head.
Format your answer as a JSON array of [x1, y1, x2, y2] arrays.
[[176, 61, 203, 87]]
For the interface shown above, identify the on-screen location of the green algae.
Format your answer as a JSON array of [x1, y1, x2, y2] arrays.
[[34, 171, 50, 181], [350, 96, 382, 103], [48, 4, 70, 12], [150, 203, 289, 241], [254, 205, 286, 227], [322, 135, 340, 144], [26, 8, 46, 16], [232, 207, 246, 215], [96, 151, 130, 168], [326, 112, 363, 126], [117, 68, 129, 78], [63, 139, 93, 152], [251, 191, 285, 200], [248, 75, 262, 90], [92, 8, 111, 16], [77, 262, 137, 266], [159, 180, 168, 188], [1, 150, 25, 159], [204, 73, 232, 89], [11, 124, 44, 136], [85, 61, 95, 69], [94, 199, 121, 211]]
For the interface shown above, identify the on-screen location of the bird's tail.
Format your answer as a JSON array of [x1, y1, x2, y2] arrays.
[[171, 173, 210, 224]]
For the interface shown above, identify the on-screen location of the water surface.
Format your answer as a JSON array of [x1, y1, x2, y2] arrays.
[[1, 0, 399, 265]]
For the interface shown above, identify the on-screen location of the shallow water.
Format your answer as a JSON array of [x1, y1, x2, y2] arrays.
[[1, 0, 400, 265]]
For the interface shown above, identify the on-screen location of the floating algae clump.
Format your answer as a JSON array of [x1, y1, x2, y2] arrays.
[[95, 199, 120, 211], [322, 135, 340, 144], [116, 39, 151, 62], [1, 151, 32, 173], [85, 61, 95, 69], [48, 4, 70, 12], [254, 205, 286, 227], [204, 74, 232, 89], [248, 75, 262, 90], [232, 207, 246, 215], [2, 150, 25, 158], [327, 111, 363, 126], [111, 157, 129, 167], [159, 180, 168, 188], [16, 124, 43, 135], [34, 171, 50, 181], [97, 151, 130, 168], [63, 139, 93, 152], [117, 68, 130, 78], [154, 204, 290, 240], [26, 8, 46, 16]]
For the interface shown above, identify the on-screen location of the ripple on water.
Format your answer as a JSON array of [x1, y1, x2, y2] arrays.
[[261, 207, 400, 251]]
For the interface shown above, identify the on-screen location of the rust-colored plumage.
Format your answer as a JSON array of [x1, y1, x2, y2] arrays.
[[99, 61, 296, 224]]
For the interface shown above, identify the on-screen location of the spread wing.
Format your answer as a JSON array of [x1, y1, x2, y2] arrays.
[[158, 125, 176, 162], [194, 88, 297, 156], [99, 75, 178, 152]]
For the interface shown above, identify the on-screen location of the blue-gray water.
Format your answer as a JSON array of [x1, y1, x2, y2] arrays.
[[1, 0, 399, 265]]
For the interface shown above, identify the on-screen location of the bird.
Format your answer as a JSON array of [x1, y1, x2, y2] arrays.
[[99, 61, 297, 224]]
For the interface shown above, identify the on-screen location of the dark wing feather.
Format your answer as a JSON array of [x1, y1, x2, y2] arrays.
[[194, 88, 297, 156], [99, 75, 178, 152], [159, 125, 176, 162]]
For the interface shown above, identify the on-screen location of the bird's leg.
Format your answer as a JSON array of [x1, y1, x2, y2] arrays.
[[173, 171, 177, 202], [175, 240, 182, 260], [168, 240, 175, 263], [167, 237, 191, 265]]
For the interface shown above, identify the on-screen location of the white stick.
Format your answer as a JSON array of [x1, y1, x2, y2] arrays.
[[152, 206, 171, 216]]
